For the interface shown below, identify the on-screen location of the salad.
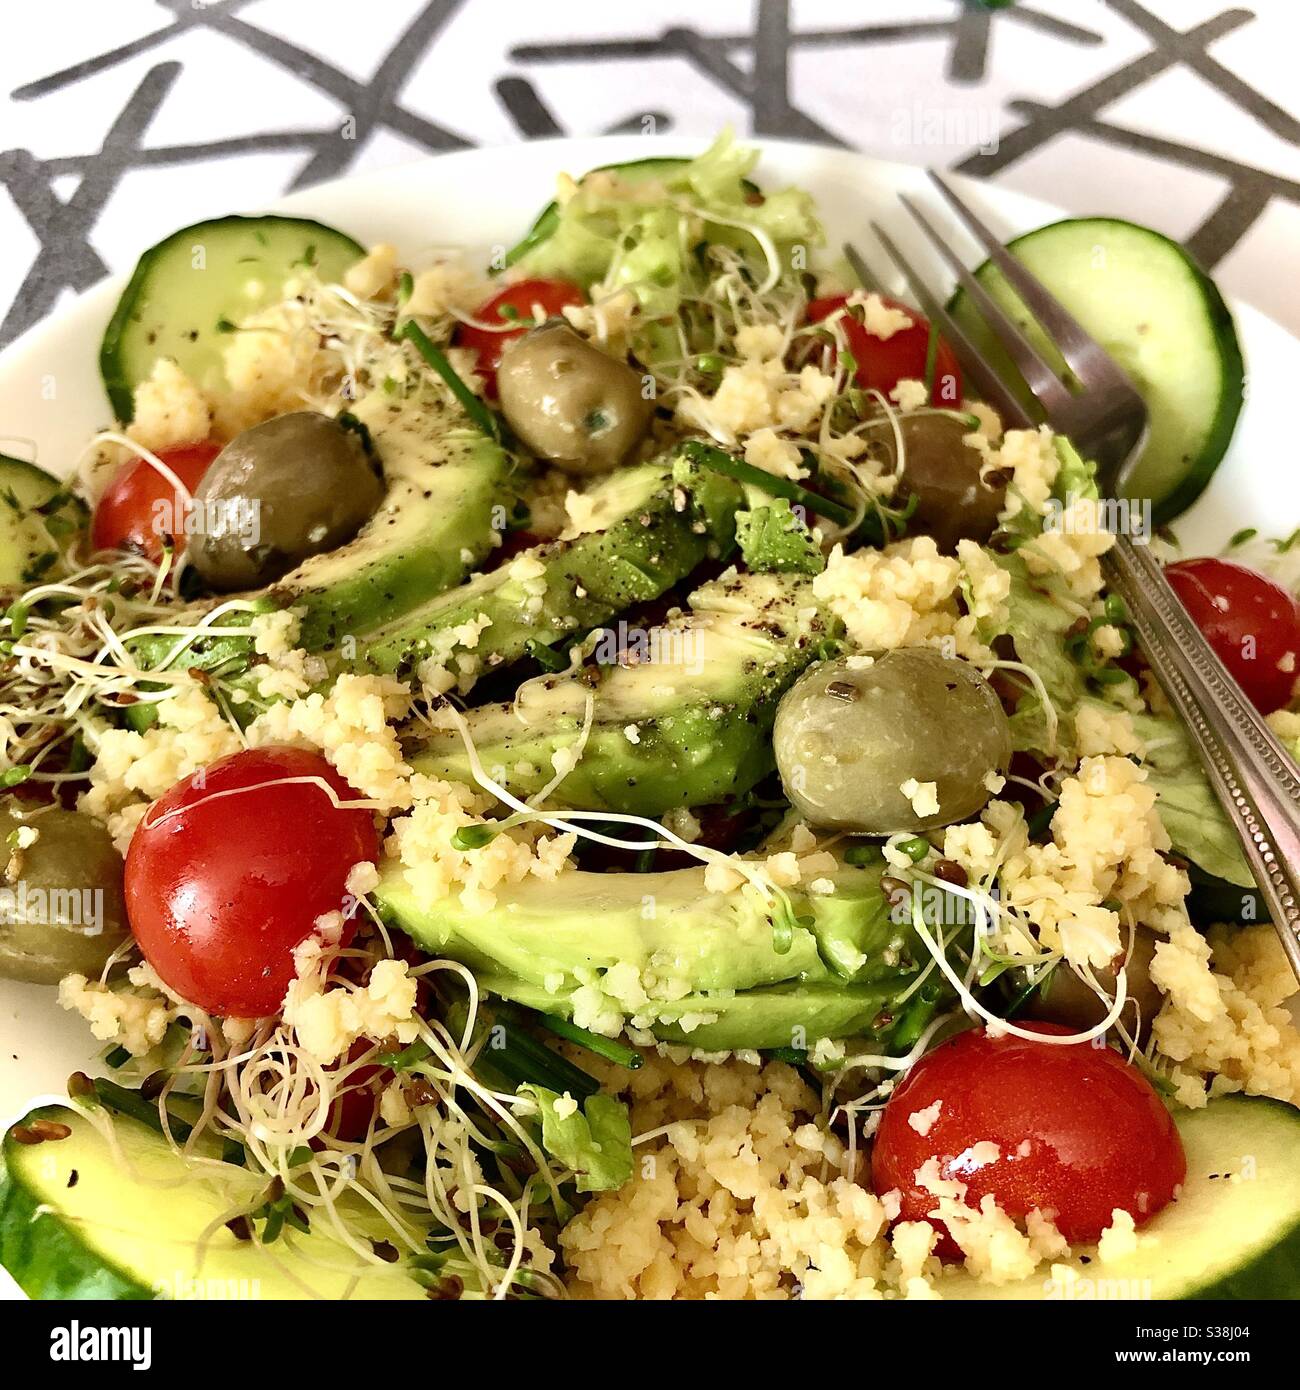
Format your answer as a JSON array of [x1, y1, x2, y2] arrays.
[[1, 134, 1299, 1302]]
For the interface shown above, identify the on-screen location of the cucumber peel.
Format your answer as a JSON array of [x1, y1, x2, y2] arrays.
[[100, 214, 364, 423], [948, 217, 1244, 524]]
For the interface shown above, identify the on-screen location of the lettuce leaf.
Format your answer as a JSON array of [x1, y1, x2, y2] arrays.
[[993, 552, 1085, 754], [1052, 435, 1099, 504], [510, 131, 822, 326], [735, 500, 824, 575], [991, 558, 1254, 890], [520, 1085, 633, 1194], [1125, 708, 1255, 888]]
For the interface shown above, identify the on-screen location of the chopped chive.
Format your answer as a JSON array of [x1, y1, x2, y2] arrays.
[[678, 440, 854, 527], [104, 1046, 131, 1069], [397, 270, 414, 302], [397, 319, 500, 440], [92, 1077, 194, 1142], [478, 1007, 601, 1099], [534, 1014, 643, 1069]]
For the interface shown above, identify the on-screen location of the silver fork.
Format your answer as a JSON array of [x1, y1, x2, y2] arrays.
[[847, 171, 1300, 983]]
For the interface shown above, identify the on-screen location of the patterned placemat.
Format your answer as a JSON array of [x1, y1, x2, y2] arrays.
[[2, 0, 1297, 347]]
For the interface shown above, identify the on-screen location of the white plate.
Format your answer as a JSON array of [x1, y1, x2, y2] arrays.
[[0, 137, 1295, 1294]]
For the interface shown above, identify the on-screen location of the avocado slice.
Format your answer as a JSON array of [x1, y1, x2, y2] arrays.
[[376, 854, 937, 1052], [410, 569, 840, 815], [127, 382, 512, 682], [344, 453, 741, 683], [271, 385, 512, 654]]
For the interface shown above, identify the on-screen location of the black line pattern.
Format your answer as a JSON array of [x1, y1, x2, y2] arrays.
[[1, 0, 1297, 350]]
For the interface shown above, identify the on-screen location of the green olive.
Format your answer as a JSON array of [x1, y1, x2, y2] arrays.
[[496, 322, 653, 475], [773, 648, 1011, 833], [864, 413, 1004, 551], [189, 412, 384, 591], [0, 803, 129, 984], [1022, 929, 1163, 1041]]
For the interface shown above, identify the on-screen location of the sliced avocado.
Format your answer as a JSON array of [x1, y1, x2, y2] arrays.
[[376, 854, 938, 1052], [278, 385, 514, 654], [128, 382, 513, 680], [410, 569, 840, 815], [345, 453, 741, 683]]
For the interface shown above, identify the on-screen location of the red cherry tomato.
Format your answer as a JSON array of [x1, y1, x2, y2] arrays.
[[325, 1039, 386, 1142], [125, 747, 380, 1017], [322, 940, 431, 1141], [455, 278, 585, 396], [808, 294, 962, 406], [1164, 556, 1300, 715], [91, 441, 221, 562], [871, 1023, 1184, 1252]]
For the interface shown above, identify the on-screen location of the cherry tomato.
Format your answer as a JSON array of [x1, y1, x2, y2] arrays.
[[455, 278, 585, 396], [808, 294, 962, 406], [871, 1023, 1184, 1252], [325, 1039, 386, 1142], [91, 441, 221, 562], [1164, 556, 1300, 715], [125, 746, 380, 1017]]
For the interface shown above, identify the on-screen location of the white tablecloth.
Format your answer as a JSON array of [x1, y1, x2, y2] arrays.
[[1, 0, 1298, 349]]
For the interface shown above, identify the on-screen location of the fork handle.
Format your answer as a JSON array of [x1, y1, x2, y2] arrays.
[[1102, 535, 1300, 980]]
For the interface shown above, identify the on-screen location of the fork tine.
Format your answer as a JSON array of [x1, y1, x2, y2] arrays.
[[927, 171, 1120, 384], [897, 192, 1073, 415], [842, 242, 886, 295], [864, 227, 1035, 430]]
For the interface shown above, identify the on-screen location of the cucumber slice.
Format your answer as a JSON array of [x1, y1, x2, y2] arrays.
[[948, 218, 1244, 524], [100, 215, 364, 423], [0, 1104, 434, 1300], [936, 1095, 1300, 1300], [0, 454, 88, 590], [502, 156, 759, 270]]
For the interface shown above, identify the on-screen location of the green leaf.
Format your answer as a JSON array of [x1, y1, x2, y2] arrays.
[[735, 499, 825, 575], [1051, 435, 1100, 504], [1125, 707, 1254, 889], [520, 1085, 634, 1193], [994, 553, 1085, 754], [509, 131, 822, 361]]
